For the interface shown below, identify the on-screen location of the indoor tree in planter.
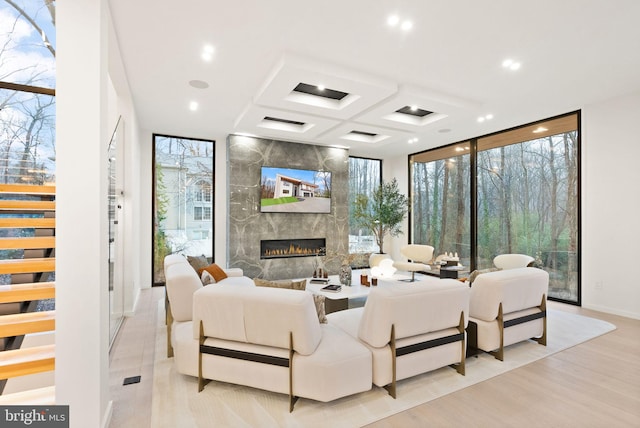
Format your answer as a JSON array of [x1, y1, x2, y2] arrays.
[[352, 178, 409, 265]]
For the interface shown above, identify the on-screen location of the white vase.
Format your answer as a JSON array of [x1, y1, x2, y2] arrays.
[[369, 253, 391, 268]]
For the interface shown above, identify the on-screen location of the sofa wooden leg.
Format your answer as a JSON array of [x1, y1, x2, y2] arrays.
[[456, 311, 466, 375], [384, 324, 397, 399], [288, 332, 298, 412], [166, 293, 174, 358], [198, 321, 210, 392], [535, 295, 547, 346], [489, 303, 505, 361]]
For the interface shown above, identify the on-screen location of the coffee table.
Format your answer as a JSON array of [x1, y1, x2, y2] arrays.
[[304, 269, 401, 313]]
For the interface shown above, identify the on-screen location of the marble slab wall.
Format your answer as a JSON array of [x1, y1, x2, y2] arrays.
[[227, 135, 349, 279]]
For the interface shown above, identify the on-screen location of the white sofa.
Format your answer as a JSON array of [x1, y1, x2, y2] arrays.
[[193, 285, 372, 410], [468, 267, 548, 360], [163, 254, 253, 368], [327, 279, 469, 398], [163, 254, 373, 411]]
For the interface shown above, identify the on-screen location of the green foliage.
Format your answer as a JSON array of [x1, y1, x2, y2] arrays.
[[154, 164, 172, 278], [260, 197, 300, 206], [352, 178, 409, 253]]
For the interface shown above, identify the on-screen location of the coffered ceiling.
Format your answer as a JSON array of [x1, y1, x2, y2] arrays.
[[108, 0, 640, 158]]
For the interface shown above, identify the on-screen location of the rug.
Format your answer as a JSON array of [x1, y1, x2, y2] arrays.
[[150, 307, 615, 428]]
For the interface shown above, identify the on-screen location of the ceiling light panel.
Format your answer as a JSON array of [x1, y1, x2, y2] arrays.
[[355, 85, 481, 132], [234, 104, 340, 139], [317, 122, 411, 147], [253, 54, 397, 120]]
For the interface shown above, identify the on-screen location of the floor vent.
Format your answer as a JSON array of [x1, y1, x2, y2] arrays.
[[123, 376, 141, 386]]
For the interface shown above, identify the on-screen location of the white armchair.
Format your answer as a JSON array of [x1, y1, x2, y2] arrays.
[[493, 254, 534, 270], [393, 244, 434, 282]]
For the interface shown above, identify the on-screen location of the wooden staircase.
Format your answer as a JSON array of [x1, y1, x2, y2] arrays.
[[0, 184, 56, 404]]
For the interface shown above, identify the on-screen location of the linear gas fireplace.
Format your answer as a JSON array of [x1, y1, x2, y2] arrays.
[[260, 238, 326, 259]]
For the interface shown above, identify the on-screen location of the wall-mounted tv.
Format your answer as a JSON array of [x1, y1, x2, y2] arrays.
[[260, 166, 332, 213]]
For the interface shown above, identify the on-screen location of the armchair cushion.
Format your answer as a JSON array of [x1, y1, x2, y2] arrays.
[[493, 254, 535, 270]]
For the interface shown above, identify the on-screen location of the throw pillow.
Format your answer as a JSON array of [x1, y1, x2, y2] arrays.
[[253, 278, 294, 289], [187, 255, 208, 273], [200, 263, 228, 283], [291, 278, 307, 291], [468, 267, 501, 285], [313, 294, 327, 324], [201, 270, 215, 285]]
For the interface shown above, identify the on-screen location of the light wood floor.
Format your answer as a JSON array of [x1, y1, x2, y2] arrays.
[[109, 288, 640, 427]]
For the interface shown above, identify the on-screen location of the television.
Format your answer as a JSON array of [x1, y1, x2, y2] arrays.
[[260, 166, 332, 213]]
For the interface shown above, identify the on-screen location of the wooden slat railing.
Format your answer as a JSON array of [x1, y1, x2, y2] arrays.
[[0, 184, 56, 196], [0, 237, 55, 250], [0, 385, 55, 405], [0, 311, 55, 337], [0, 200, 55, 211], [0, 345, 55, 378], [0, 258, 55, 275], [0, 282, 55, 304], [0, 218, 56, 229]]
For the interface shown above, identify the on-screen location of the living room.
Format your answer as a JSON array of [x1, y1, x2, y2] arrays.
[[22, 0, 640, 426]]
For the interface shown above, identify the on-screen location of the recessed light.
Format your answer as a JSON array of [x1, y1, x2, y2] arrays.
[[201, 44, 215, 62], [533, 126, 548, 133], [408, 137, 419, 144], [189, 80, 209, 89], [502, 58, 521, 71], [189, 101, 199, 111], [410, 105, 418, 111], [477, 114, 493, 123], [485, 114, 494, 120], [317, 84, 325, 91], [477, 117, 485, 123], [401, 20, 413, 31], [387, 15, 400, 26]]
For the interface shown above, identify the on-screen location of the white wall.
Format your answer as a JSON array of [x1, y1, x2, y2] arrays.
[[56, 0, 111, 427], [582, 91, 640, 319]]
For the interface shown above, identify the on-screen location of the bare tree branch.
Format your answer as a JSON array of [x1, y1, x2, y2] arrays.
[[3, 0, 56, 57]]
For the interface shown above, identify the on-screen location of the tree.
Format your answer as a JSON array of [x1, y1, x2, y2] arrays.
[[352, 178, 409, 254]]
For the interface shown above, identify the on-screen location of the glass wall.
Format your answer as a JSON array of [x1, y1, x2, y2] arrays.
[[410, 113, 580, 303], [153, 135, 214, 285], [410, 142, 471, 267], [348, 156, 382, 254]]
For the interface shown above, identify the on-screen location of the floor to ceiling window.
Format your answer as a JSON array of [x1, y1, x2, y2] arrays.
[[153, 135, 215, 285], [410, 142, 471, 267], [348, 156, 382, 254], [410, 112, 580, 304]]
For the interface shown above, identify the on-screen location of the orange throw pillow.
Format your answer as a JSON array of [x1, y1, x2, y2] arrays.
[[199, 263, 228, 283]]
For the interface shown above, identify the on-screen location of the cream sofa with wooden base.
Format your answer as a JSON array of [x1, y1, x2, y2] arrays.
[[193, 284, 373, 411], [327, 280, 469, 398], [468, 267, 548, 361], [163, 254, 372, 411], [163, 254, 254, 373]]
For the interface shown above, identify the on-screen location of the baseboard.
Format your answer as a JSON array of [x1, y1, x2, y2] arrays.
[[124, 288, 141, 317], [101, 400, 113, 428], [582, 303, 640, 320]]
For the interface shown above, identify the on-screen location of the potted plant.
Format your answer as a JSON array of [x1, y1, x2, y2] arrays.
[[352, 178, 409, 266]]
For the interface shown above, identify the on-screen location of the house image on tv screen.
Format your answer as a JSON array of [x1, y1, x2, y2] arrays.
[[274, 174, 318, 198], [260, 167, 332, 213]]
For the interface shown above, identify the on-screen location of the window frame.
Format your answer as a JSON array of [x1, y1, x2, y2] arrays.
[[408, 111, 581, 306]]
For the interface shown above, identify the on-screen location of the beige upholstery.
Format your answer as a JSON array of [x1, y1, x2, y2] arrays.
[[328, 279, 469, 397], [469, 267, 548, 360], [163, 255, 254, 361], [493, 253, 535, 270], [193, 284, 372, 408], [393, 244, 434, 281]]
